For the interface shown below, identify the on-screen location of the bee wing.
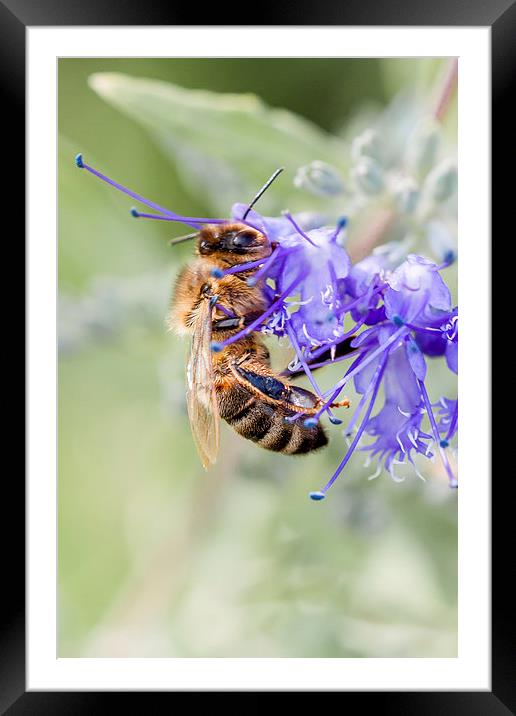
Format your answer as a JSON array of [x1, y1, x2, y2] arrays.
[[185, 299, 220, 469]]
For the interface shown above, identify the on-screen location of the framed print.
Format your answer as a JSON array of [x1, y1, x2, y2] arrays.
[[4, 0, 509, 711]]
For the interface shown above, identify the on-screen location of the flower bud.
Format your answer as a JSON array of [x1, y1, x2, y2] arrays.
[[390, 175, 420, 214], [406, 119, 441, 178], [423, 159, 457, 203], [351, 128, 382, 163], [294, 161, 345, 197], [352, 156, 384, 195]]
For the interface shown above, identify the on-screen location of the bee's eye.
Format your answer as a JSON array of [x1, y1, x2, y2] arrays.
[[232, 231, 257, 248], [199, 240, 212, 253]]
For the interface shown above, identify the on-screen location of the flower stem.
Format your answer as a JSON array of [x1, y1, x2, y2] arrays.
[[348, 208, 395, 263], [433, 58, 458, 123]]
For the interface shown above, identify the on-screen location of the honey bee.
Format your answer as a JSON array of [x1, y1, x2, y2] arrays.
[[169, 174, 349, 468]]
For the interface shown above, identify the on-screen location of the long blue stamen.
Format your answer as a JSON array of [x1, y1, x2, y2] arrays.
[[437, 251, 456, 270], [313, 350, 370, 418], [75, 154, 225, 231], [321, 326, 408, 400], [295, 352, 357, 372], [310, 352, 388, 500], [341, 283, 384, 315], [214, 303, 235, 318], [284, 412, 307, 423], [211, 274, 303, 352], [340, 314, 369, 339], [212, 257, 270, 279], [246, 246, 290, 286], [331, 216, 348, 241], [282, 212, 318, 247], [285, 323, 339, 424], [286, 324, 323, 397], [131, 209, 227, 225], [418, 379, 457, 488], [343, 387, 372, 437]]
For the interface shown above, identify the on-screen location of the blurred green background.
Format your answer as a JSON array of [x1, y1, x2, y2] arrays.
[[58, 58, 457, 657]]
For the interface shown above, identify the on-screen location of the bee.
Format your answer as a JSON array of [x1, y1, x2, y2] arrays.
[[169, 172, 349, 469]]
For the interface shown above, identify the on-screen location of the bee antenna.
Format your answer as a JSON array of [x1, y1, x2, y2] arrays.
[[168, 232, 199, 247], [242, 167, 285, 220]]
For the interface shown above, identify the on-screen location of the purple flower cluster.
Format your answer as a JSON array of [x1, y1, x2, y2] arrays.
[[76, 155, 458, 499]]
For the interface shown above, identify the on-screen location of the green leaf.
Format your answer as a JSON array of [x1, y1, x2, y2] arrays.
[[88, 73, 345, 214]]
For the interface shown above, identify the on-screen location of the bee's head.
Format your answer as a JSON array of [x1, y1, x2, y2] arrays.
[[197, 223, 271, 264]]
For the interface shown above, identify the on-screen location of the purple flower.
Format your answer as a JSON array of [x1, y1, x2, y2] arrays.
[[280, 226, 351, 348], [414, 307, 458, 373], [303, 254, 458, 497], [232, 204, 352, 348], [76, 154, 458, 500], [344, 253, 389, 326], [358, 340, 433, 482], [384, 254, 452, 326], [382, 256, 458, 376]]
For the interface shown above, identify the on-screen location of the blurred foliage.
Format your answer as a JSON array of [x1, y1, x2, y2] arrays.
[[58, 58, 457, 658]]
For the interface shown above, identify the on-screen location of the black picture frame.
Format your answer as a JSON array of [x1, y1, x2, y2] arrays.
[[5, 0, 508, 711]]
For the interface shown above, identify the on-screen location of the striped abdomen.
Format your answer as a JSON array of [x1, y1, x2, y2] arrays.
[[217, 383, 327, 455]]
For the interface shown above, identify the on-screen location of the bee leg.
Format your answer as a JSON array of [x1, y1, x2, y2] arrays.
[[326, 397, 351, 409], [233, 351, 253, 367], [212, 311, 264, 332]]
